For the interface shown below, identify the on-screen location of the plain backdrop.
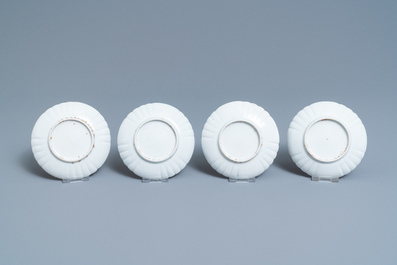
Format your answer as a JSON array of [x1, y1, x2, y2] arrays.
[[1, 1, 396, 264]]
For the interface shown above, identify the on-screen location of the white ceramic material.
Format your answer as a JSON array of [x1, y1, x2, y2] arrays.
[[202, 101, 279, 179], [288, 101, 367, 181], [31, 102, 111, 180], [117, 103, 195, 180]]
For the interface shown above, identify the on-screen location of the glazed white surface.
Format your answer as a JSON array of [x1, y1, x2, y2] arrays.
[[288, 101, 367, 180], [31, 102, 111, 180], [202, 101, 279, 179], [117, 103, 195, 180]]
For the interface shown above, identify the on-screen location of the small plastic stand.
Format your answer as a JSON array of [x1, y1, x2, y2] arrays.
[[311, 176, 339, 183], [228, 177, 256, 183], [62, 177, 90, 184], [142, 178, 169, 183]]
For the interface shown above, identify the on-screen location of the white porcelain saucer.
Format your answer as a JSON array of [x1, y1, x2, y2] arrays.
[[287, 101, 367, 181], [117, 103, 195, 180], [201, 101, 279, 179], [31, 102, 111, 180]]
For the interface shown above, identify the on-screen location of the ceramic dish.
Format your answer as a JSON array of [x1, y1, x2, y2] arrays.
[[202, 101, 279, 179], [117, 103, 195, 180], [31, 102, 111, 180], [287, 101, 367, 181]]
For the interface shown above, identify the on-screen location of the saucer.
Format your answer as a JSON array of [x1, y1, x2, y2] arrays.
[[117, 103, 195, 180], [288, 101, 367, 180], [31, 102, 111, 180], [202, 101, 279, 179]]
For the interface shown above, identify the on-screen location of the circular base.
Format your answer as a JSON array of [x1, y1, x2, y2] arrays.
[[218, 121, 262, 163], [134, 119, 179, 162], [304, 118, 350, 162], [49, 118, 95, 163]]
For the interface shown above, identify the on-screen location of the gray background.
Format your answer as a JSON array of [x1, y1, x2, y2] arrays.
[[1, 1, 396, 264]]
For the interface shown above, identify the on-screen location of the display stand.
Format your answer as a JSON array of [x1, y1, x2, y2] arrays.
[[311, 176, 339, 183], [228, 177, 256, 183], [142, 178, 169, 183], [62, 176, 90, 183]]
